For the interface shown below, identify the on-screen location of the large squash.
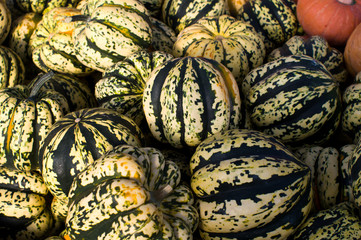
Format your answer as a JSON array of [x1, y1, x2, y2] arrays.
[[64, 144, 198, 239], [143, 56, 242, 148], [190, 128, 313, 239]]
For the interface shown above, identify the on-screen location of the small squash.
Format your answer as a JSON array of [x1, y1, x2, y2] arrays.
[[0, 45, 26, 89], [344, 22, 361, 76]]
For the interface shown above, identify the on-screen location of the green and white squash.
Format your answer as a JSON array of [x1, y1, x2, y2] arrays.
[[190, 128, 313, 239], [6, 0, 80, 14], [150, 17, 177, 54], [39, 107, 145, 219], [0, 167, 60, 239], [0, 0, 11, 44], [29, 7, 94, 76], [236, 0, 301, 52], [267, 35, 349, 84], [173, 14, 265, 84], [0, 45, 26, 89], [71, 0, 153, 72], [242, 55, 342, 146], [95, 50, 173, 125], [143, 56, 242, 148], [64, 144, 198, 239]]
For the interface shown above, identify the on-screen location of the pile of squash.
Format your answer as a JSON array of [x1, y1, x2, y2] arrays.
[[1, 0, 361, 239]]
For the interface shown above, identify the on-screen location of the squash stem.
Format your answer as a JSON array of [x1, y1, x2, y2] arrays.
[[337, 0, 355, 4], [150, 185, 173, 206], [30, 71, 55, 97]]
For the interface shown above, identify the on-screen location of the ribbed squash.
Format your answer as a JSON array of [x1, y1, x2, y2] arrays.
[[0, 167, 60, 239], [150, 17, 177, 54], [64, 144, 198, 239], [0, 0, 11, 44], [8, 0, 80, 14], [95, 50, 173, 125], [29, 7, 94, 76], [0, 45, 26, 89], [268, 35, 349, 84], [292, 202, 361, 240], [242, 55, 342, 146], [173, 14, 265, 84], [161, 0, 226, 34], [39, 107, 145, 219], [190, 128, 313, 239], [143, 56, 242, 148], [236, 0, 301, 52], [71, 0, 153, 72]]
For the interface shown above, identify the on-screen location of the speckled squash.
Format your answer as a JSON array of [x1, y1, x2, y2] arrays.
[[0, 72, 70, 172], [143, 56, 242, 149], [65, 144, 198, 239], [0, 0, 11, 44], [29, 7, 94, 76], [173, 14, 266, 84], [0, 167, 60, 239], [292, 202, 361, 240], [95, 50, 173, 125], [38, 107, 145, 219], [242, 55, 342, 146], [150, 17, 177, 54], [268, 35, 349, 84], [190, 128, 313, 239], [161, 0, 226, 34], [0, 45, 26, 89], [8, 0, 80, 14], [342, 72, 361, 143], [236, 0, 301, 52], [72, 0, 153, 72]]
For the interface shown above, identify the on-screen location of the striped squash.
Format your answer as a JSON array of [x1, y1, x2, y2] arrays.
[[173, 14, 266, 84], [0, 46, 26, 89], [150, 17, 177, 54], [65, 144, 198, 239], [190, 128, 313, 239], [143, 56, 242, 148], [0, 72, 70, 172], [29, 7, 94, 76], [72, 0, 153, 72], [8, 0, 80, 14], [342, 71, 361, 144], [236, 0, 301, 52], [95, 50, 173, 125], [242, 55, 342, 146], [161, 0, 226, 34], [268, 35, 348, 84], [39, 107, 145, 219], [0, 0, 11, 44], [292, 202, 361, 240], [0, 167, 60, 239]]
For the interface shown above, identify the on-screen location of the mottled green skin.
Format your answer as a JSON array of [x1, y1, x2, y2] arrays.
[[39, 107, 145, 218], [242, 55, 342, 146], [150, 17, 177, 54], [292, 202, 361, 240], [268, 35, 348, 84], [65, 145, 198, 239], [0, 46, 25, 89], [190, 128, 312, 239], [143, 56, 242, 149], [236, 0, 300, 53], [10, 0, 80, 14], [95, 50, 173, 125]]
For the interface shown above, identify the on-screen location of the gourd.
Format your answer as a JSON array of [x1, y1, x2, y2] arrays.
[[95, 50, 173, 125], [150, 17, 177, 54], [268, 35, 349, 84], [173, 14, 266, 84], [64, 144, 199, 239], [190, 128, 313, 239], [7, 0, 80, 14], [0, 45, 26, 89], [297, 0, 361, 47], [0, 0, 11, 44], [143, 56, 242, 148], [29, 7, 94, 76], [39, 107, 145, 219], [242, 55, 342, 146], [344, 22, 361, 77], [71, 0, 153, 72]]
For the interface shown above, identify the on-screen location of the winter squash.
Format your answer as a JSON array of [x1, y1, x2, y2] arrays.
[[268, 35, 349, 84], [344, 23, 361, 76], [297, 0, 361, 47], [143, 56, 242, 148], [236, 0, 301, 52], [173, 14, 266, 84], [242, 55, 342, 146], [150, 17, 177, 54], [29, 7, 94, 76], [161, 0, 226, 34], [0, 45, 26, 89], [7, 0, 80, 14], [64, 144, 198, 239], [71, 0, 153, 72], [95, 50, 173, 125], [39, 107, 145, 219], [190, 128, 313, 239]]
